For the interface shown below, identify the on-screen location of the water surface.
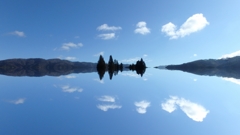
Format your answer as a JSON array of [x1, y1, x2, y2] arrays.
[[1, 68, 240, 135]]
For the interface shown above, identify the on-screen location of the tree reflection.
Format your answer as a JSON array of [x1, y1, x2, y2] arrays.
[[96, 55, 146, 80], [0, 56, 147, 80]]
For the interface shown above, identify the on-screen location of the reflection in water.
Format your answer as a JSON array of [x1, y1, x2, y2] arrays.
[[0, 58, 97, 76], [97, 95, 122, 111], [222, 77, 240, 85], [97, 104, 122, 111], [97, 55, 146, 80], [98, 95, 116, 102], [165, 56, 240, 79], [161, 96, 209, 122], [61, 85, 83, 93], [8, 98, 26, 105], [134, 100, 151, 114], [0, 55, 147, 80]]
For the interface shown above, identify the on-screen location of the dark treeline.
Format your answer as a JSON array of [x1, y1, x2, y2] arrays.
[[97, 55, 146, 80], [0, 56, 146, 79]]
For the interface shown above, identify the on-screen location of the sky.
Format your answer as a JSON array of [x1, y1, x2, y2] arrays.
[[1, 0, 240, 67]]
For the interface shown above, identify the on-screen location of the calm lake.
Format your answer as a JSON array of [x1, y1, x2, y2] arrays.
[[1, 68, 240, 135]]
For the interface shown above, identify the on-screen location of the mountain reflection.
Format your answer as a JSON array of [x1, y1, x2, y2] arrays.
[[0, 55, 146, 80], [165, 56, 240, 79]]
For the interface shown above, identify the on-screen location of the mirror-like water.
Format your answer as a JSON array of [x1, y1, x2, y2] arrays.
[[1, 67, 240, 135]]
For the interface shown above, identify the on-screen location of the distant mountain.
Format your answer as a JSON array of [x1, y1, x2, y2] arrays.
[[164, 56, 240, 79], [154, 66, 166, 69], [0, 58, 97, 77]]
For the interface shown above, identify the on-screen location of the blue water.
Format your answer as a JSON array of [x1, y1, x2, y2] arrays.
[[1, 68, 240, 135]]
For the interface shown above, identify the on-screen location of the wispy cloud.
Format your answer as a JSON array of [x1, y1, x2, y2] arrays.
[[97, 104, 122, 111], [9, 98, 26, 105], [134, 21, 150, 35], [161, 13, 209, 39], [98, 95, 116, 102], [222, 77, 240, 85], [120, 54, 150, 64], [61, 42, 83, 50], [120, 57, 140, 64], [97, 24, 122, 31], [10, 31, 26, 37], [161, 96, 209, 122], [193, 54, 197, 57], [65, 57, 76, 61], [134, 100, 151, 114], [219, 50, 240, 59], [94, 51, 104, 56], [98, 33, 115, 40], [61, 85, 83, 93]]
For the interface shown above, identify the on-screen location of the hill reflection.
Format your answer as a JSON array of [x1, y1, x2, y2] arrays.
[[164, 56, 240, 79], [0, 55, 146, 80]]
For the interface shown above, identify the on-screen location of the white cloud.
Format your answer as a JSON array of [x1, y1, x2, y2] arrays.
[[98, 95, 116, 102], [10, 31, 26, 37], [120, 54, 149, 64], [134, 100, 151, 114], [98, 33, 115, 40], [120, 57, 140, 64], [61, 42, 83, 50], [94, 51, 104, 56], [134, 21, 150, 35], [219, 50, 240, 59], [65, 75, 76, 79], [193, 54, 197, 57], [97, 24, 122, 31], [222, 77, 240, 85], [9, 98, 26, 105], [161, 96, 209, 122], [61, 85, 83, 93], [193, 79, 198, 81], [161, 13, 209, 39], [65, 57, 76, 61], [97, 104, 122, 111]]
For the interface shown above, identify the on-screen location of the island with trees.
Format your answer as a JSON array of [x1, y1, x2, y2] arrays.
[[97, 55, 146, 80]]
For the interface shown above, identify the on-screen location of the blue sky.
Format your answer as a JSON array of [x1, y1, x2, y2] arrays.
[[1, 0, 240, 67]]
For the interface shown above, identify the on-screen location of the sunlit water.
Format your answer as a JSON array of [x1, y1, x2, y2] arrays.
[[1, 68, 240, 135]]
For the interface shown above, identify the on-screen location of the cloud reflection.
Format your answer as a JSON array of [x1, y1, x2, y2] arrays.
[[97, 104, 122, 111], [61, 85, 83, 93], [134, 100, 151, 114], [9, 98, 26, 105], [98, 95, 116, 102], [222, 77, 240, 85], [161, 96, 209, 122]]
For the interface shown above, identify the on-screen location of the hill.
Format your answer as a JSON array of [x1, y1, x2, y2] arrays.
[[164, 56, 240, 79]]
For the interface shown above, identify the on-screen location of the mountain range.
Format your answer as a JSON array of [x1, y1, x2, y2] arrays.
[[164, 56, 240, 79], [0, 58, 97, 77]]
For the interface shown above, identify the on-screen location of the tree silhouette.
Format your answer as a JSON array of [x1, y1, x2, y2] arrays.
[[128, 58, 146, 77], [97, 55, 147, 80], [97, 55, 106, 80]]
